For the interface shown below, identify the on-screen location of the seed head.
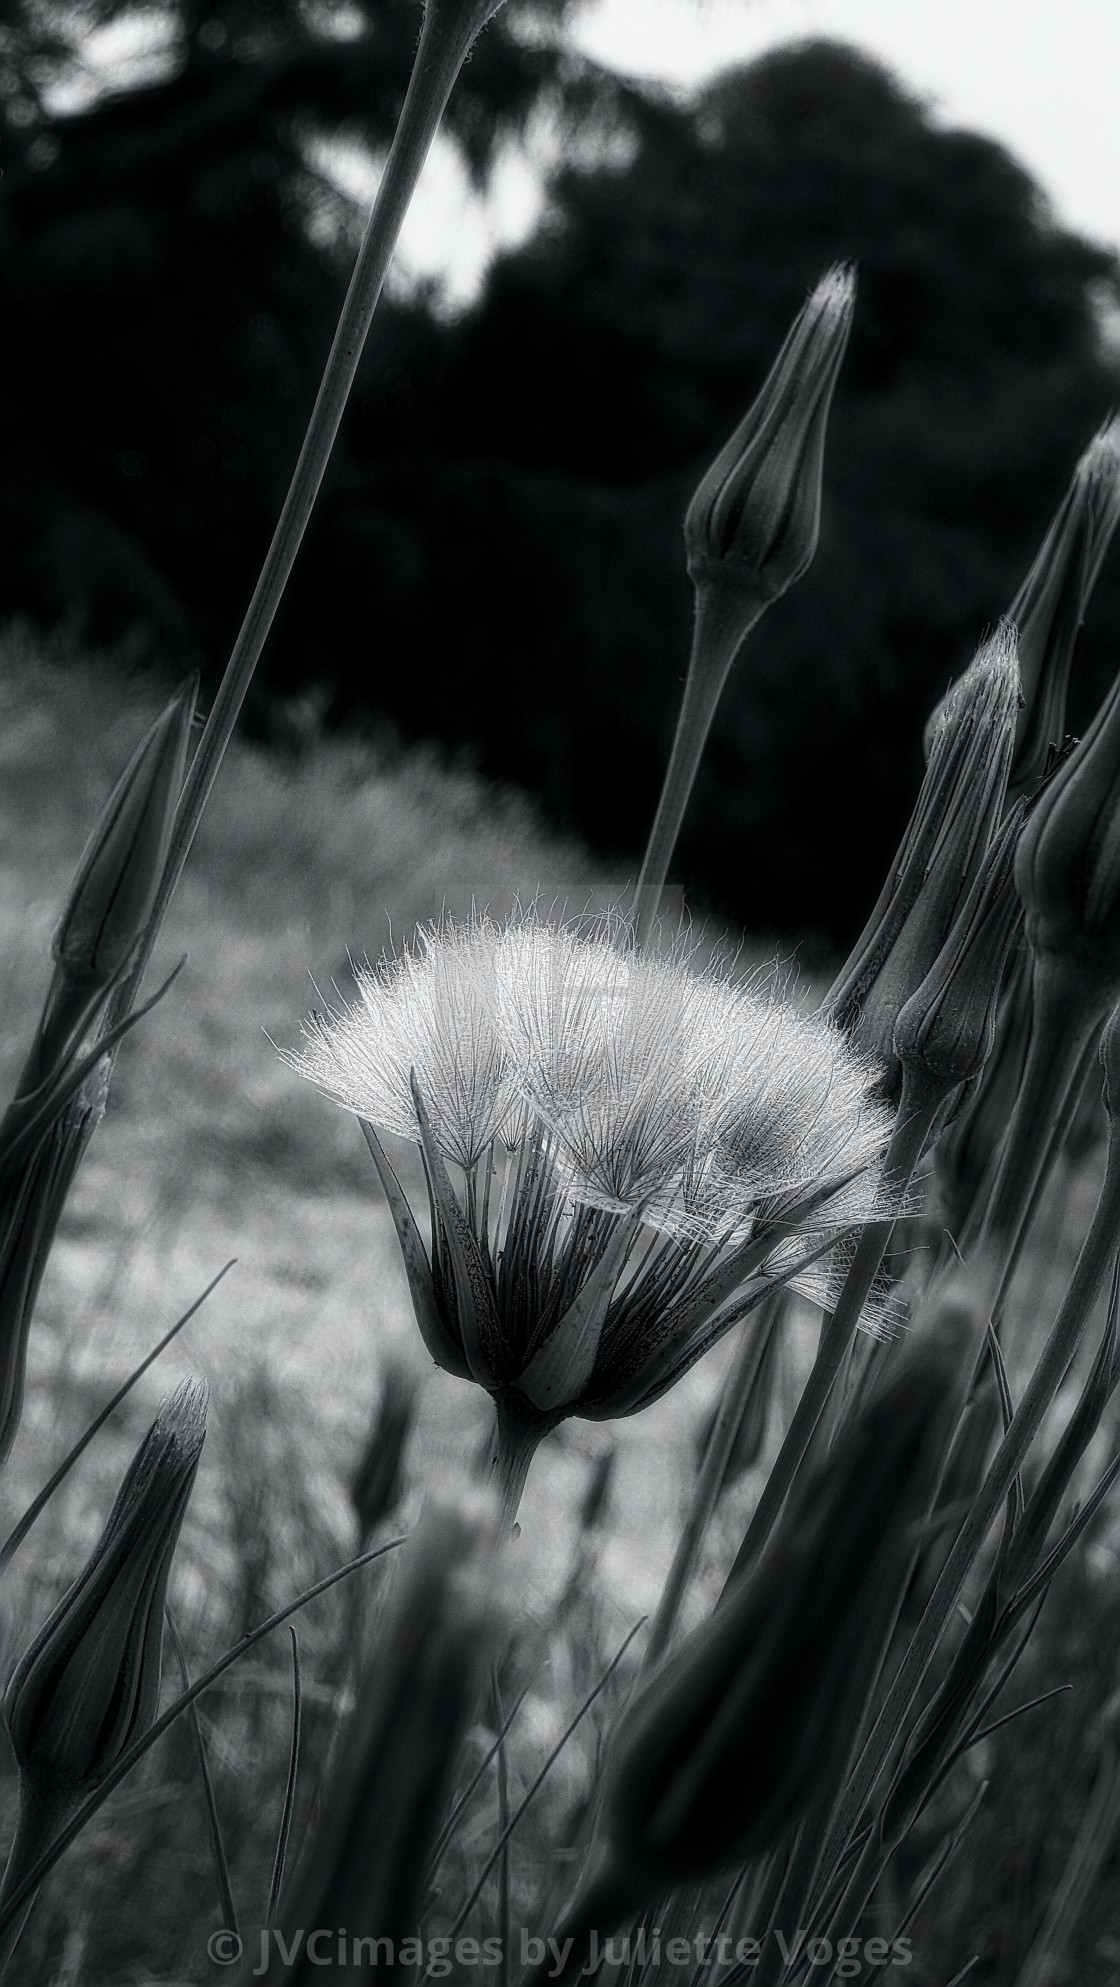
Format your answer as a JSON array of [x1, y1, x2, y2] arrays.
[[5, 1383, 206, 1799], [288, 915, 891, 1513]]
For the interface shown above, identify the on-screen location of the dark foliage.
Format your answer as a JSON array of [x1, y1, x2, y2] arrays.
[[2, 12, 1118, 936]]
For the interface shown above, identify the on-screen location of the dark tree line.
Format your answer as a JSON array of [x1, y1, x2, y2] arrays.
[[3, 5, 1119, 937]]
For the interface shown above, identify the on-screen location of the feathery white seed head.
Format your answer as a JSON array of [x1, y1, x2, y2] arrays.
[[286, 913, 891, 1238]]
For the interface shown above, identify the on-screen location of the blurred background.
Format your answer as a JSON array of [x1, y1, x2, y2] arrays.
[[2, 0, 1120, 945]]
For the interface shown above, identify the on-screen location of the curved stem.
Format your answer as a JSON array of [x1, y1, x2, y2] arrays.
[[633, 582, 763, 947], [815, 1120, 1120, 1909], [118, 0, 502, 1006], [971, 955, 1106, 1281], [722, 1081, 940, 1593]]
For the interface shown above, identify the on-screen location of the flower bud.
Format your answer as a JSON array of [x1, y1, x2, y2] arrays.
[[893, 804, 1025, 1100], [1008, 417, 1120, 800], [257, 1497, 503, 1984], [830, 625, 1020, 1064], [350, 1358, 418, 1545], [54, 679, 194, 984], [30, 678, 196, 1083], [532, 1316, 968, 1975], [5, 1382, 206, 1800], [685, 264, 854, 612]]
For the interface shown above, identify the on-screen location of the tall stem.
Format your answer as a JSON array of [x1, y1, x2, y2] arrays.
[[722, 1082, 940, 1593], [815, 1121, 1120, 1915], [122, 0, 503, 1001], [970, 955, 1107, 1281], [0, 1785, 74, 1977], [633, 583, 762, 947]]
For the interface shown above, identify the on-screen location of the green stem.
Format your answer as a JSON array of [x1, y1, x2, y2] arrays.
[[970, 955, 1107, 1281], [814, 1120, 1120, 1918], [489, 1395, 548, 1532], [643, 1295, 782, 1672], [116, 0, 503, 1006], [0, 1784, 75, 1977], [721, 1081, 939, 1593], [633, 581, 764, 947]]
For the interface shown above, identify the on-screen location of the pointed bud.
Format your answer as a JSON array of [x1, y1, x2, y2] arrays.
[[31, 679, 195, 1081], [1008, 417, 1120, 799], [531, 1321, 967, 1976], [829, 625, 1020, 1064], [685, 265, 855, 611], [1015, 657, 1120, 1009], [5, 1383, 206, 1800], [350, 1358, 418, 1546], [893, 804, 1026, 1099], [259, 1497, 503, 1984]]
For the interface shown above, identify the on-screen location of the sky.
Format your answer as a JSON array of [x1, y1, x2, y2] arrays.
[[392, 0, 1120, 304]]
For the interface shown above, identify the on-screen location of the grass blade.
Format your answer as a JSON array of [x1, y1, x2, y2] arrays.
[[266, 1628, 303, 1928], [448, 1617, 645, 1939], [0, 1261, 234, 1576], [168, 1612, 238, 1941]]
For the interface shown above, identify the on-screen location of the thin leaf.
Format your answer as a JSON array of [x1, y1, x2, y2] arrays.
[[448, 1617, 646, 1938], [427, 1673, 536, 1874], [266, 1629, 303, 1927], [0, 1262, 234, 1576], [169, 1612, 238, 1940], [0, 961, 185, 1182]]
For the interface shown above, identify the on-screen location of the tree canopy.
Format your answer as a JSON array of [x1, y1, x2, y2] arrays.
[[2, 15, 1118, 936]]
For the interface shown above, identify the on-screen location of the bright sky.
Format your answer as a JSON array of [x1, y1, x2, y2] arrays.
[[393, 0, 1120, 304]]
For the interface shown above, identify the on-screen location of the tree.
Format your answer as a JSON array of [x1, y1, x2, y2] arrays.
[[2, 27, 1118, 936]]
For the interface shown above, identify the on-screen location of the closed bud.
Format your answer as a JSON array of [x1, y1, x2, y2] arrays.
[[1008, 417, 1120, 800], [530, 1321, 967, 1978], [256, 1497, 503, 1984], [830, 625, 1020, 1064], [5, 1382, 206, 1801], [893, 804, 1026, 1099], [35, 678, 195, 1079], [1015, 657, 1120, 1008], [350, 1357, 418, 1545], [685, 264, 855, 611]]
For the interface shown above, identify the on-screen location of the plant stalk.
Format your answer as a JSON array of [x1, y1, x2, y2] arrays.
[[722, 1081, 940, 1592], [633, 582, 764, 946]]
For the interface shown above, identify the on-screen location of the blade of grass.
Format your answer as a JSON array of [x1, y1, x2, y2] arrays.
[[168, 1612, 238, 1942], [266, 1629, 303, 1928], [448, 1618, 645, 1939], [0, 1261, 234, 1576]]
